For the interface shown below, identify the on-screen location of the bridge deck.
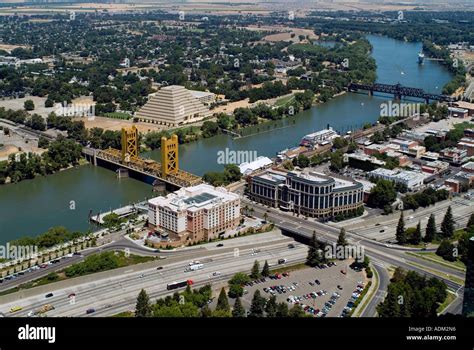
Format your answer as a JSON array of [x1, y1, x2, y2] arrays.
[[94, 148, 202, 188], [348, 82, 453, 102]]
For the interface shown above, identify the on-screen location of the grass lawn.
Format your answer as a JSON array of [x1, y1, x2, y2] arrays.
[[407, 261, 464, 286], [407, 252, 466, 271], [112, 311, 134, 317], [103, 112, 131, 120], [0, 253, 156, 296], [270, 262, 308, 275], [437, 291, 456, 314], [275, 95, 295, 107]]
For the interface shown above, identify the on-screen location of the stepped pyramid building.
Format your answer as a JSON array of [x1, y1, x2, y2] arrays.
[[135, 85, 211, 127]]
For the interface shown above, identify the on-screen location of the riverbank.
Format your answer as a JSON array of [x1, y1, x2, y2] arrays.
[[0, 34, 453, 243]]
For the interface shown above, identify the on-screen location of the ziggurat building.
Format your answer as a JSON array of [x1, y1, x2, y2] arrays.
[[135, 85, 211, 127]]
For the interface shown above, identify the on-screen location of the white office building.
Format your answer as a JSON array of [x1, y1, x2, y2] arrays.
[[368, 168, 426, 190], [148, 184, 240, 242]]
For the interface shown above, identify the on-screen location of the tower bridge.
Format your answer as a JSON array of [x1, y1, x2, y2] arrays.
[[83, 126, 202, 188], [348, 82, 454, 103]]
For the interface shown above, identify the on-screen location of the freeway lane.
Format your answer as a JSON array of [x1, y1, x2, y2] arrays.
[[0, 229, 288, 293], [348, 198, 473, 242], [244, 200, 465, 287], [2, 240, 306, 317]]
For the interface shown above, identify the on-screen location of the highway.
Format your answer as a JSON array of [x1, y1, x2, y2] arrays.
[[0, 229, 291, 293], [342, 197, 473, 242], [1, 235, 306, 317], [1, 198, 466, 318]]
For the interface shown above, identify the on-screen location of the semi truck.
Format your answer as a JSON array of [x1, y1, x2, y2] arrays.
[[185, 263, 203, 272]]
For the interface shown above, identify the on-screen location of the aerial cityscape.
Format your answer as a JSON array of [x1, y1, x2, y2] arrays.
[[0, 0, 473, 344]]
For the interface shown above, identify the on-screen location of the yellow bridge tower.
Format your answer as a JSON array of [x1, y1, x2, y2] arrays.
[[161, 135, 179, 177], [96, 126, 201, 187], [121, 126, 138, 162]]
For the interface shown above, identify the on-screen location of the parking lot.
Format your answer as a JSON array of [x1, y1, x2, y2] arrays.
[[239, 260, 366, 317]]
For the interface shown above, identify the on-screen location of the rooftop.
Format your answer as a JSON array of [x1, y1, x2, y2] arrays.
[[148, 184, 239, 212]]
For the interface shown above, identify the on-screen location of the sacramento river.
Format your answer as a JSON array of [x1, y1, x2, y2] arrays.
[[0, 35, 453, 243]]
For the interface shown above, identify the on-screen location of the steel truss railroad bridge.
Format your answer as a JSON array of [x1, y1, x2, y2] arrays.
[[348, 82, 454, 103]]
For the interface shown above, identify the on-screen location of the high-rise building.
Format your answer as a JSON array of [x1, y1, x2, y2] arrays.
[[148, 184, 241, 243]]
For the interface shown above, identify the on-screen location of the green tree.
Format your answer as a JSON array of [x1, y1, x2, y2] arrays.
[[330, 149, 344, 172], [211, 309, 232, 317], [396, 211, 407, 245], [232, 296, 246, 317], [228, 272, 250, 296], [261, 260, 270, 277], [201, 304, 212, 318], [467, 213, 474, 230], [411, 221, 422, 245], [441, 206, 454, 238], [223, 164, 242, 183], [276, 302, 289, 317], [288, 304, 306, 317], [458, 231, 474, 264], [250, 260, 261, 279], [337, 227, 348, 246], [38, 136, 50, 149], [24, 99, 35, 111], [200, 121, 219, 138], [424, 214, 436, 243], [265, 295, 278, 317], [249, 290, 266, 317], [227, 284, 244, 298], [306, 232, 322, 267], [135, 289, 151, 317], [436, 240, 456, 262], [368, 179, 396, 209], [216, 287, 230, 312]]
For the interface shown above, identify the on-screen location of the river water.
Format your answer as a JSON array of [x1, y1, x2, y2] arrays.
[[0, 35, 453, 244]]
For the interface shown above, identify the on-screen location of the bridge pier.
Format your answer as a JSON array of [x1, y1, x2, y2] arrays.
[[116, 168, 129, 179]]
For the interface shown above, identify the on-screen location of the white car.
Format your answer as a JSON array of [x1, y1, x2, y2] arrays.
[[212, 272, 221, 276], [27, 311, 34, 317]]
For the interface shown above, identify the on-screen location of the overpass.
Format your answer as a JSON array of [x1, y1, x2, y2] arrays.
[[83, 127, 202, 188], [348, 82, 454, 103]]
